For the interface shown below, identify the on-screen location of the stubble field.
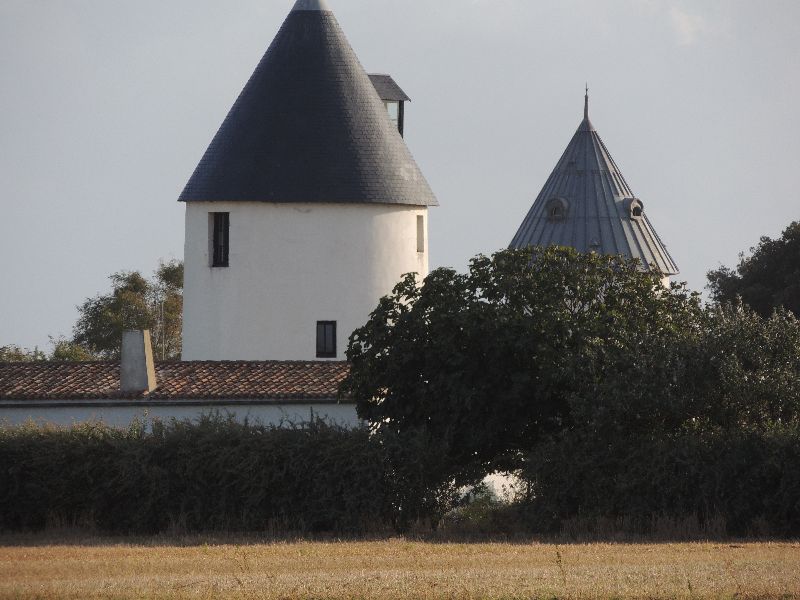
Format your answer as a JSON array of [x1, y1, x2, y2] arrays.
[[0, 536, 798, 599]]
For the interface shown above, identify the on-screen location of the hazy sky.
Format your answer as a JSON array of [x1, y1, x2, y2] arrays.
[[2, 0, 799, 350]]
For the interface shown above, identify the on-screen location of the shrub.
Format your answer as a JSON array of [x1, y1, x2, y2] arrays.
[[0, 416, 387, 535], [520, 424, 800, 537]]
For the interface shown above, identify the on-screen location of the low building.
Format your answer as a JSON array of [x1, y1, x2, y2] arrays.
[[0, 332, 354, 429]]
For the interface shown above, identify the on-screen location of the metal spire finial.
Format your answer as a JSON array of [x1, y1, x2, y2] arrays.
[[584, 83, 589, 120]]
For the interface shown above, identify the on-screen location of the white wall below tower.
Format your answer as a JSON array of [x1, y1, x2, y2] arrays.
[[182, 202, 428, 361]]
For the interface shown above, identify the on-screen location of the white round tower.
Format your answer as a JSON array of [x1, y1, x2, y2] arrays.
[[180, 1, 437, 361]]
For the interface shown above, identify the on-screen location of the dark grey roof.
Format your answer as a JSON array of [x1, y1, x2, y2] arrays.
[[368, 74, 411, 102], [179, 2, 436, 207], [510, 95, 679, 276]]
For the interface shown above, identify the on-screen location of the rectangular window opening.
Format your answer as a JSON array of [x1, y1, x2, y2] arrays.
[[210, 212, 230, 268], [416, 214, 425, 253], [382, 100, 404, 136], [316, 321, 337, 359]]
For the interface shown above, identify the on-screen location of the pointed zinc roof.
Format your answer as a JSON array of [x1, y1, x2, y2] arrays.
[[510, 93, 678, 275], [179, 0, 437, 207]]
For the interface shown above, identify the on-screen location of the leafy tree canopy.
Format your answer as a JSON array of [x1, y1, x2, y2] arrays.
[[707, 221, 800, 318], [342, 247, 702, 482], [0, 346, 46, 362], [344, 246, 800, 506], [48, 337, 97, 362], [2, 260, 183, 362], [73, 260, 183, 360], [0, 339, 93, 362]]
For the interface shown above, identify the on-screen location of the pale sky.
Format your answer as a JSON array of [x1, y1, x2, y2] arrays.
[[2, 0, 799, 350]]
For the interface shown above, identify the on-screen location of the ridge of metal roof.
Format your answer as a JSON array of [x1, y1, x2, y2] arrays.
[[179, 3, 437, 207], [510, 94, 679, 276]]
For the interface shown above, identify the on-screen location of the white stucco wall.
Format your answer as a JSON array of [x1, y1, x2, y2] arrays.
[[0, 402, 359, 430], [182, 202, 429, 361]]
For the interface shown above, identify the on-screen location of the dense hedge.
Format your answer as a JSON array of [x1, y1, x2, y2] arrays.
[[0, 416, 387, 534], [2, 416, 799, 537], [511, 304, 800, 537], [521, 424, 800, 537]]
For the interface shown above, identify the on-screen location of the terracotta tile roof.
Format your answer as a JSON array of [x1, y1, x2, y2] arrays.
[[0, 361, 350, 402], [150, 362, 349, 401]]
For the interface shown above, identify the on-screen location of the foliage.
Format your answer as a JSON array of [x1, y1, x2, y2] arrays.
[[690, 305, 800, 427], [707, 221, 800, 318], [0, 345, 45, 362], [6, 242, 800, 537], [0, 339, 94, 362], [343, 246, 701, 482], [47, 337, 96, 362], [344, 246, 800, 536], [73, 260, 183, 360], [0, 416, 387, 535], [518, 303, 800, 536], [438, 482, 523, 537], [374, 427, 461, 532], [554, 302, 800, 442], [521, 423, 800, 537]]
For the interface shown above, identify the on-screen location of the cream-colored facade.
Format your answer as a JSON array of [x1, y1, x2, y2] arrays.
[[182, 201, 429, 361]]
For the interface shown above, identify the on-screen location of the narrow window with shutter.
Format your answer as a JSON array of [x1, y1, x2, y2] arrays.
[[316, 321, 337, 358], [210, 212, 230, 267]]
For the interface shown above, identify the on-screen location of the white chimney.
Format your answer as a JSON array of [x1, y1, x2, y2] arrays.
[[121, 330, 157, 393]]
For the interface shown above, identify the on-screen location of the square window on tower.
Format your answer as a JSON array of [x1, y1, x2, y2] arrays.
[[368, 74, 408, 137], [210, 212, 230, 268], [316, 321, 337, 358], [385, 101, 400, 129]]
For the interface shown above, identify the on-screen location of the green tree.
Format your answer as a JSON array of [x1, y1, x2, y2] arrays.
[[343, 246, 800, 534], [521, 302, 800, 535], [73, 260, 183, 360], [0, 345, 45, 362], [151, 260, 184, 359], [689, 303, 800, 427], [342, 247, 701, 483], [707, 221, 800, 318], [47, 337, 96, 362]]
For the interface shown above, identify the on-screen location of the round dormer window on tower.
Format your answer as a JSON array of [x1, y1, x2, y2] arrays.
[[625, 198, 644, 219], [546, 198, 569, 221]]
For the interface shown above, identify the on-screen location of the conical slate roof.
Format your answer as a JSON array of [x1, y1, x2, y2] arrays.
[[510, 94, 678, 275], [179, 0, 437, 207]]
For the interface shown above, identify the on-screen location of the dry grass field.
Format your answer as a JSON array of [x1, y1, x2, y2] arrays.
[[1, 536, 798, 599]]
